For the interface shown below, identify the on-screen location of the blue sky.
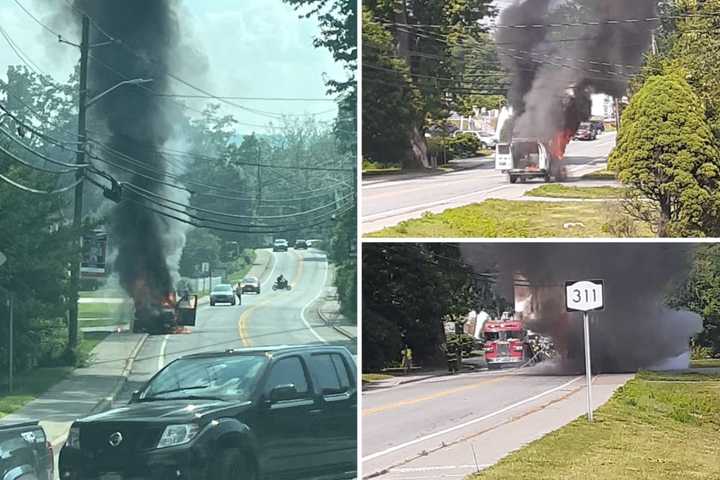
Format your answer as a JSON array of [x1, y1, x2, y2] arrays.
[[0, 0, 346, 131]]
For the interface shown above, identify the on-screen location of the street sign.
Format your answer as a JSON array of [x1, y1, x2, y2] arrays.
[[0, 250, 5, 267], [201, 262, 210, 273], [565, 279, 604, 312], [565, 278, 604, 423], [444, 322, 456, 335]]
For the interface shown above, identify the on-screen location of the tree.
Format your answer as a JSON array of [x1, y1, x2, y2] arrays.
[[362, 243, 496, 371], [609, 71, 720, 237], [670, 244, 720, 356]]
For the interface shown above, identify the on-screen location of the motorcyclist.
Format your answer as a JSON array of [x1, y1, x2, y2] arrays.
[[276, 274, 287, 289]]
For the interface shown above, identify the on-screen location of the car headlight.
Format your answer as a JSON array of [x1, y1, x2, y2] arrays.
[[65, 426, 81, 449], [157, 424, 200, 449]]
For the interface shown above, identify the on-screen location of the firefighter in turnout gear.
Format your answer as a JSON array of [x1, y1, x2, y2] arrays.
[[401, 345, 413, 374], [444, 338, 462, 374]]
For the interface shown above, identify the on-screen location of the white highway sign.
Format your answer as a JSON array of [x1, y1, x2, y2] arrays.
[[565, 280, 604, 312]]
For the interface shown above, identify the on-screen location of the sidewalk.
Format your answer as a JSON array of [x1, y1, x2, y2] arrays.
[[363, 359, 485, 391], [0, 332, 148, 449], [314, 263, 356, 340]]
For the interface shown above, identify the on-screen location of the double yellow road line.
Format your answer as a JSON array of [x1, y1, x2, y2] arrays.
[[237, 250, 305, 346]]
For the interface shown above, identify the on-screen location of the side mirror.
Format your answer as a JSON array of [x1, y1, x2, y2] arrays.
[[269, 384, 299, 403], [130, 390, 141, 403]]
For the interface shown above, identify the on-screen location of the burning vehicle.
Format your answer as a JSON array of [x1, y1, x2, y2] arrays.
[[495, 130, 573, 184], [133, 290, 198, 335]]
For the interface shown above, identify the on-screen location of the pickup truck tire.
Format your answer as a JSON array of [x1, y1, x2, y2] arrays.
[[215, 448, 257, 480], [509, 175, 517, 184]]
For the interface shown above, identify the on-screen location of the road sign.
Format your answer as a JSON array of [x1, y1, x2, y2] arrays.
[[444, 322, 456, 335], [565, 278, 604, 423], [81, 231, 108, 277], [201, 262, 210, 273], [0, 250, 5, 267], [565, 279, 604, 312]]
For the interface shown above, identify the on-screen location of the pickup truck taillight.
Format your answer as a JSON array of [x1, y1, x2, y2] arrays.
[[46, 441, 54, 476], [513, 345, 524, 352], [484, 343, 495, 352]]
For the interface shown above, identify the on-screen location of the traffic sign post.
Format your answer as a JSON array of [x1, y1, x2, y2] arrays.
[[565, 279, 604, 422]]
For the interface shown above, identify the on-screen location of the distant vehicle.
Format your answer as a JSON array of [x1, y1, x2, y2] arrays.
[[454, 131, 498, 149], [426, 124, 459, 137], [307, 239, 322, 248], [272, 277, 292, 291], [574, 122, 597, 141], [273, 239, 288, 252], [59, 346, 357, 480], [294, 239, 308, 250], [0, 421, 54, 480], [210, 283, 236, 306], [590, 118, 605, 134], [241, 276, 261, 294]]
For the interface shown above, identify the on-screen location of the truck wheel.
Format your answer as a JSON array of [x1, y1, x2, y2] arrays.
[[216, 449, 256, 480], [544, 173, 551, 183], [509, 175, 517, 184], [210, 300, 215, 306]]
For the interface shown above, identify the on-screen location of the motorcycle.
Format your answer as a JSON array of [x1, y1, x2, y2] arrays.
[[272, 280, 292, 291]]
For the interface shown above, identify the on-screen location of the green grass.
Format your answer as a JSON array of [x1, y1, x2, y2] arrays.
[[0, 332, 110, 419], [362, 373, 394, 383], [525, 185, 624, 199], [582, 169, 618, 181], [467, 371, 720, 480], [78, 302, 130, 328], [227, 249, 259, 284], [691, 358, 720, 369], [367, 200, 653, 238]]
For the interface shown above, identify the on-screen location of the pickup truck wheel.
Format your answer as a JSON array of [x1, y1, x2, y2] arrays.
[[216, 449, 256, 480], [509, 175, 517, 184]]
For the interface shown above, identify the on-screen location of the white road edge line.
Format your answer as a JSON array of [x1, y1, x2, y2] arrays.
[[158, 334, 169, 371], [362, 376, 583, 462], [299, 250, 329, 344]]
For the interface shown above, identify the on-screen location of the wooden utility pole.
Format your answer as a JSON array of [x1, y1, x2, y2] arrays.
[[68, 15, 90, 349]]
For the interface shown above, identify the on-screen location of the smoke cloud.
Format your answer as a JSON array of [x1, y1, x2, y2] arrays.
[[496, 0, 657, 140], [461, 244, 702, 373], [68, 0, 192, 316]]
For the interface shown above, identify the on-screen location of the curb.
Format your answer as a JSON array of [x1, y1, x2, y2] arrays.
[[256, 249, 275, 283], [317, 304, 356, 340]]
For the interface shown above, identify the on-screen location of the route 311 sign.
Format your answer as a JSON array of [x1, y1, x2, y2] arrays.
[[565, 280, 604, 312]]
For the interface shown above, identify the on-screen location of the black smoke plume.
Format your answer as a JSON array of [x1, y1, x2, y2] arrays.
[[496, 0, 657, 140], [72, 1, 188, 318], [461, 244, 702, 373]]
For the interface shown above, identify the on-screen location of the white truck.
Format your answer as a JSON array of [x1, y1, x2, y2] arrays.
[[495, 138, 557, 184]]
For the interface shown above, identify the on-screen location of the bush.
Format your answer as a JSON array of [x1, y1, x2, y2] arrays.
[[335, 261, 357, 323], [447, 133, 481, 159]]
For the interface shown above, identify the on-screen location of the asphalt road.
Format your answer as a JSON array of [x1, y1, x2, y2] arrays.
[[362, 366, 631, 479], [362, 133, 618, 234], [114, 248, 356, 404]]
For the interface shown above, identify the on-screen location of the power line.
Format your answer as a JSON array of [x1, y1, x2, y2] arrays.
[[0, 171, 82, 195], [0, 140, 77, 174]]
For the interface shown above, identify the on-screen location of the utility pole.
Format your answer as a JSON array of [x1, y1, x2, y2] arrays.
[[68, 15, 90, 350], [651, 31, 658, 55], [8, 293, 13, 394], [614, 97, 621, 131]]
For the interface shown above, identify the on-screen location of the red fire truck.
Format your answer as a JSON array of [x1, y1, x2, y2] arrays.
[[482, 314, 532, 369]]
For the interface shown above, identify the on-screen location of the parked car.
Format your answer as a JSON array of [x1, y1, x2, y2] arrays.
[[210, 283, 236, 306], [0, 421, 54, 480], [574, 122, 597, 141], [59, 345, 357, 480], [241, 276, 261, 294], [294, 239, 308, 250], [273, 239, 288, 252]]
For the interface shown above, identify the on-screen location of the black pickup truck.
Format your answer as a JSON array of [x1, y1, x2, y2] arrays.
[[0, 421, 54, 480], [59, 345, 356, 480]]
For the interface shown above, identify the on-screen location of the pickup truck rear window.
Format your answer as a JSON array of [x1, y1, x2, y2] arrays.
[[309, 353, 352, 393], [266, 357, 310, 395]]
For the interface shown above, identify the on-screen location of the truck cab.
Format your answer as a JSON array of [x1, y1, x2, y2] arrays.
[[482, 319, 531, 369], [0, 421, 54, 480]]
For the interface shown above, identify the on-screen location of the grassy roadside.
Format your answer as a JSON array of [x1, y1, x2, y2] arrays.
[[468, 371, 720, 480], [582, 169, 617, 180], [691, 358, 720, 368], [0, 332, 110, 419], [362, 373, 394, 383], [367, 200, 653, 238], [226, 249, 258, 284], [525, 185, 624, 199]]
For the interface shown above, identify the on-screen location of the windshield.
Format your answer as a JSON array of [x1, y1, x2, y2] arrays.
[[141, 355, 268, 401], [497, 144, 510, 155], [243, 277, 258, 283], [579, 123, 591, 129], [274, 239, 287, 244], [213, 284, 233, 292]]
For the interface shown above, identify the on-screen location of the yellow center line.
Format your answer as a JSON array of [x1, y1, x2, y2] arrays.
[[237, 250, 306, 346], [363, 376, 508, 417]]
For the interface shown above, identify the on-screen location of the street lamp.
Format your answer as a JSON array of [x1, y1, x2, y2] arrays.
[[85, 78, 154, 109]]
